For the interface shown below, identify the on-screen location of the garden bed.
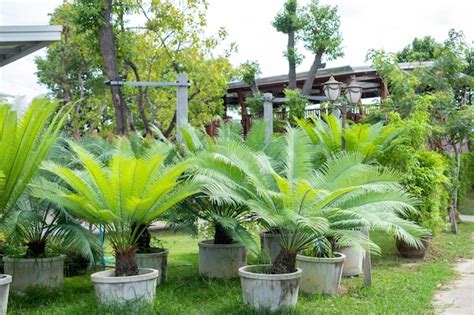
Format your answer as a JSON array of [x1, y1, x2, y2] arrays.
[[8, 225, 474, 314]]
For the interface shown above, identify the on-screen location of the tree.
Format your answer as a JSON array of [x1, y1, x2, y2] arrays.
[[273, 0, 303, 90], [35, 3, 114, 138], [299, 0, 343, 95], [37, 0, 235, 138], [397, 36, 440, 62]]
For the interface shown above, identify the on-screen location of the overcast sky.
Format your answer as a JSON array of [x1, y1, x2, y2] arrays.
[[1, 0, 473, 102]]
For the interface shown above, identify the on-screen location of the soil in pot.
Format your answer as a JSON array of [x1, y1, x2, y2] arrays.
[[296, 252, 345, 294], [198, 240, 247, 278], [396, 235, 432, 259], [238, 264, 301, 312], [91, 268, 159, 305], [3, 255, 65, 292], [136, 247, 168, 283]]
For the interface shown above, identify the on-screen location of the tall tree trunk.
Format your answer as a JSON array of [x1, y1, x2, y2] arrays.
[[126, 60, 151, 135], [301, 51, 324, 96], [238, 92, 251, 137], [450, 144, 460, 234], [99, 0, 128, 135], [287, 29, 297, 90]]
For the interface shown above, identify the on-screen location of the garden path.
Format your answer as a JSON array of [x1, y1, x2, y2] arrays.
[[434, 218, 474, 315]]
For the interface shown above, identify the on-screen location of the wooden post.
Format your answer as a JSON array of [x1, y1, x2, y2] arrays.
[[176, 73, 188, 143], [263, 93, 273, 142], [362, 227, 372, 287]]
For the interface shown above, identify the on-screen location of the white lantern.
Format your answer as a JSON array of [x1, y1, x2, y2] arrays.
[[345, 78, 363, 105], [322, 75, 343, 102]]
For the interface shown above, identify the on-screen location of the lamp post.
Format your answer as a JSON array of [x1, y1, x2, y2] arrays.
[[323, 74, 370, 287], [322, 75, 362, 150]]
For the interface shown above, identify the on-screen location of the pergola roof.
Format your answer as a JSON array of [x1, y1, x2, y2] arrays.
[[225, 62, 432, 105], [0, 25, 62, 67]]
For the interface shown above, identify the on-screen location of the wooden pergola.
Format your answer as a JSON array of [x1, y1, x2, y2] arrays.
[[223, 62, 430, 132]]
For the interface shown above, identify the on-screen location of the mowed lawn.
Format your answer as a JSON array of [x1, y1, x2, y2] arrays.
[[459, 191, 474, 215], [8, 223, 474, 315]]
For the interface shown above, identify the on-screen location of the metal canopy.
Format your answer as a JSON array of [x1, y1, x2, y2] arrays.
[[0, 25, 62, 67]]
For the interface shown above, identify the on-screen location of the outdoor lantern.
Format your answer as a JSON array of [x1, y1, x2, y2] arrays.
[[345, 77, 363, 105], [322, 75, 343, 102]]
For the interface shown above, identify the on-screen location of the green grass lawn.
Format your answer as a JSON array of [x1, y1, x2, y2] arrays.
[[459, 191, 474, 215], [8, 224, 474, 315]]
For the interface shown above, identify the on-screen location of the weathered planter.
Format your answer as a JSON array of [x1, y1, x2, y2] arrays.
[[91, 268, 158, 305], [136, 248, 168, 283], [259, 232, 282, 263], [337, 247, 364, 277], [0, 274, 12, 315], [238, 265, 301, 312], [3, 255, 64, 291], [396, 235, 431, 259], [296, 252, 345, 294], [198, 240, 247, 278]]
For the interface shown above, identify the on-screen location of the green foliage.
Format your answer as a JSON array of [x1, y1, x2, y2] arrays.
[[197, 126, 425, 271], [0, 100, 67, 220], [37, 0, 236, 136], [237, 61, 261, 86], [30, 137, 199, 272], [459, 152, 474, 202], [298, 0, 344, 60], [297, 114, 400, 165], [284, 88, 306, 124], [380, 112, 450, 234], [2, 194, 101, 264], [397, 36, 441, 62]]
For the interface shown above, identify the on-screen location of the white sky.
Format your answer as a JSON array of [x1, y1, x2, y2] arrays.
[[1, 0, 473, 102]]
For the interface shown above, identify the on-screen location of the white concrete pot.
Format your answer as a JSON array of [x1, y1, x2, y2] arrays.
[[198, 240, 247, 279], [136, 248, 168, 283], [259, 232, 282, 263], [3, 255, 64, 291], [337, 247, 364, 277], [91, 268, 159, 305], [238, 265, 301, 312], [296, 252, 345, 294], [0, 274, 12, 315]]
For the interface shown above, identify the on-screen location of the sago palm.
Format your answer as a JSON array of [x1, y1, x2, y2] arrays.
[[0, 99, 67, 220], [176, 121, 281, 248], [196, 127, 425, 273], [2, 193, 101, 263], [297, 114, 399, 164], [31, 138, 199, 276]]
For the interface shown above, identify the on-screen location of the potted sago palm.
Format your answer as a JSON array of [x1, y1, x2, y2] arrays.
[[198, 127, 425, 310], [2, 194, 101, 291], [0, 99, 66, 311], [179, 121, 276, 278], [31, 138, 199, 305]]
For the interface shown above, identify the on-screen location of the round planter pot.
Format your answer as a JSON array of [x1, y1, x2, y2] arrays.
[[198, 240, 247, 279], [0, 274, 12, 315], [3, 255, 64, 292], [91, 268, 159, 305], [136, 248, 168, 283], [396, 236, 432, 259], [296, 252, 345, 294], [337, 247, 364, 277], [259, 232, 282, 263], [238, 265, 301, 312]]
